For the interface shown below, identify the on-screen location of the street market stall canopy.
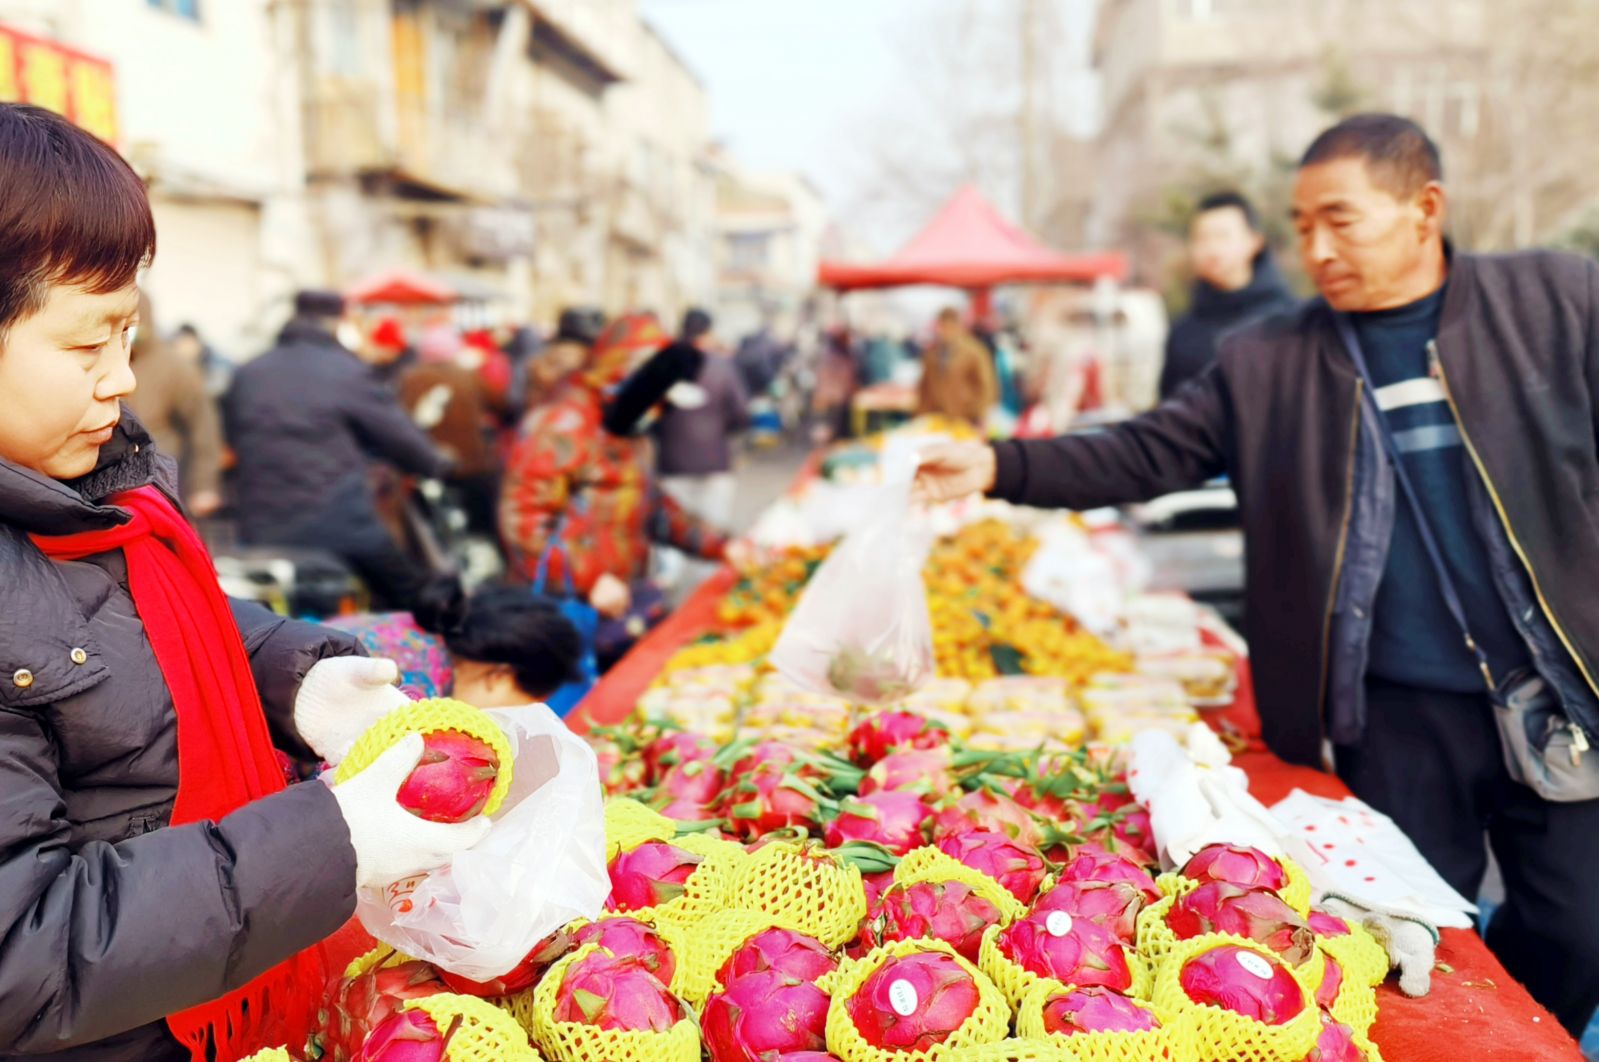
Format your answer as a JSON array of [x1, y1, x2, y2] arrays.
[[818, 184, 1128, 292], [346, 268, 457, 306]]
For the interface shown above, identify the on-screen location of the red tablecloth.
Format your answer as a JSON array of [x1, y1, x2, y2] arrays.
[[574, 580, 1584, 1059]]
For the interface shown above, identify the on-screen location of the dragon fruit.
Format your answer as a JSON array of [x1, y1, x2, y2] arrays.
[[571, 917, 676, 986], [1303, 1011, 1366, 1061], [1179, 945, 1306, 1026], [726, 739, 807, 779], [552, 951, 687, 1032], [1033, 879, 1146, 943], [846, 952, 982, 1051], [864, 881, 1003, 962], [847, 712, 948, 766], [644, 731, 718, 783], [1039, 987, 1161, 1036], [1112, 806, 1155, 860], [1182, 844, 1289, 892], [437, 927, 574, 997], [606, 842, 703, 911], [321, 960, 448, 1062], [930, 790, 1042, 847], [354, 1009, 451, 1061], [996, 910, 1135, 992], [1167, 882, 1316, 966], [718, 928, 838, 986], [935, 830, 1049, 904], [394, 731, 500, 823], [825, 792, 932, 855], [1316, 954, 1345, 1010], [776, 1055, 842, 1061], [860, 748, 957, 800], [862, 871, 896, 910], [656, 796, 719, 821], [590, 735, 647, 795], [1308, 911, 1352, 938], [723, 763, 825, 840], [655, 757, 726, 806], [1057, 844, 1160, 904], [702, 971, 830, 1060]]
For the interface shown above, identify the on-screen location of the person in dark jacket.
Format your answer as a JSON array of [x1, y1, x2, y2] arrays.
[[0, 102, 485, 1062], [225, 291, 452, 611], [1159, 190, 1298, 398], [916, 113, 1599, 1036]]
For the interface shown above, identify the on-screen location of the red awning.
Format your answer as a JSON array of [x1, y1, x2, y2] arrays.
[[346, 269, 457, 306], [819, 185, 1126, 291]]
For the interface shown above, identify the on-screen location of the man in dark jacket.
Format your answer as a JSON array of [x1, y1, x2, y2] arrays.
[[225, 291, 451, 611], [917, 113, 1599, 1036], [1159, 190, 1298, 398]]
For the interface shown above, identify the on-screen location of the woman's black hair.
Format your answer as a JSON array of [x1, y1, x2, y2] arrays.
[[413, 578, 584, 700]]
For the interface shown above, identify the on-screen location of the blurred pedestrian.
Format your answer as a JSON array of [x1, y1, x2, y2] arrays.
[[171, 321, 233, 399], [225, 290, 451, 611], [1159, 190, 1297, 398], [917, 307, 998, 428], [525, 306, 603, 413], [126, 293, 225, 517]]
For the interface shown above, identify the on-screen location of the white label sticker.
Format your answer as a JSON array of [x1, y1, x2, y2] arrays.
[[1046, 911, 1074, 938], [1236, 951, 1275, 980], [889, 979, 919, 1017]]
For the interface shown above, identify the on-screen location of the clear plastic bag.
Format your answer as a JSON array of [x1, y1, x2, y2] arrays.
[[353, 703, 610, 981], [770, 473, 935, 704]]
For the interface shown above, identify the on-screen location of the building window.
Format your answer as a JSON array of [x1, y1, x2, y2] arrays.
[[729, 232, 771, 272], [147, 0, 201, 22]]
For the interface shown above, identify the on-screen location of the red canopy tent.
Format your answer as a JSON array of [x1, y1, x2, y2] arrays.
[[817, 184, 1127, 298], [345, 268, 457, 307]]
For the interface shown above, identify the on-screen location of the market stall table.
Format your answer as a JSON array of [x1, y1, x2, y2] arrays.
[[569, 573, 1584, 1061]]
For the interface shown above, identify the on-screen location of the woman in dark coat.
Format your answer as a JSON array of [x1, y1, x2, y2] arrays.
[[0, 104, 486, 1062]]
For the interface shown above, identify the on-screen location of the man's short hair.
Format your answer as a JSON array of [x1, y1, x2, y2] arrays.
[[293, 289, 346, 319], [1300, 113, 1443, 198], [0, 103, 155, 338], [1195, 190, 1261, 231], [681, 307, 713, 342]]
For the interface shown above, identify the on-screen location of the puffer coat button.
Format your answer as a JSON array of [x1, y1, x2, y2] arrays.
[[12, 669, 33, 689], [70, 648, 88, 665]]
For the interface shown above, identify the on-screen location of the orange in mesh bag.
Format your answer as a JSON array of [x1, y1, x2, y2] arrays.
[[979, 917, 1152, 1013], [529, 944, 701, 1062], [1149, 933, 1321, 1062], [826, 939, 1012, 1061], [732, 839, 870, 948], [1015, 980, 1186, 1062]]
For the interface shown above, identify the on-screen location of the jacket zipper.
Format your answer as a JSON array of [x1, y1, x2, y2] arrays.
[[1316, 380, 1364, 749], [1428, 339, 1599, 755]]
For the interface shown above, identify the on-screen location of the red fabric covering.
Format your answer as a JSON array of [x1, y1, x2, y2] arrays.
[[818, 185, 1127, 291]]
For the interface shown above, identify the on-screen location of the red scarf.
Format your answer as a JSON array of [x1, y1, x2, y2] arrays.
[[32, 487, 326, 1061]]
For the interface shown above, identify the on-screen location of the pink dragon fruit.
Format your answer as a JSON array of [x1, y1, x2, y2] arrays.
[[644, 730, 718, 783], [776, 1055, 843, 1061], [864, 881, 1003, 962], [589, 735, 647, 795], [394, 731, 500, 823], [1033, 879, 1147, 943], [825, 792, 931, 855], [655, 757, 726, 806], [1302, 1011, 1366, 1061], [862, 871, 896, 910], [321, 960, 449, 1062], [996, 910, 1135, 992], [354, 1009, 452, 1061], [726, 739, 807, 779], [702, 971, 831, 1061], [1182, 844, 1289, 892], [718, 928, 838, 987], [1167, 882, 1316, 966], [571, 917, 677, 986], [722, 763, 825, 840], [606, 842, 703, 911], [1308, 911, 1352, 938], [1316, 954, 1345, 1010], [847, 712, 948, 766], [552, 951, 687, 1032], [1057, 844, 1161, 904], [1113, 806, 1156, 861], [655, 796, 719, 821], [845, 951, 982, 1051], [436, 927, 574, 997], [935, 830, 1050, 904], [1179, 945, 1306, 1026], [930, 789, 1042, 847], [1039, 987, 1161, 1036], [860, 748, 957, 800]]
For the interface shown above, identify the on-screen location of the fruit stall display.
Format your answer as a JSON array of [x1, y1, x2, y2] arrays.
[[252, 701, 1388, 1061]]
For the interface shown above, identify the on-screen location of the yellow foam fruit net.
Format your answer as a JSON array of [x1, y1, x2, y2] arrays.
[[1148, 932, 1321, 1062], [1305, 946, 1379, 1040], [625, 831, 749, 928], [1278, 860, 1312, 918], [342, 943, 419, 980], [1014, 980, 1183, 1062], [895, 847, 1026, 924], [731, 839, 869, 948], [940, 1038, 1081, 1061], [665, 907, 780, 1004], [979, 924, 1152, 1013], [334, 699, 514, 817], [238, 1049, 296, 1062], [826, 938, 1013, 1062], [529, 944, 700, 1062], [1318, 922, 1389, 989], [603, 798, 676, 859], [1133, 878, 1198, 976], [404, 993, 542, 1061]]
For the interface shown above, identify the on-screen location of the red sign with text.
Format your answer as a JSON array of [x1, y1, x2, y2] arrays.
[[0, 24, 117, 143]]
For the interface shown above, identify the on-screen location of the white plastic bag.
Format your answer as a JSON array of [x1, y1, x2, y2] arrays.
[[770, 473, 935, 704], [354, 703, 610, 981]]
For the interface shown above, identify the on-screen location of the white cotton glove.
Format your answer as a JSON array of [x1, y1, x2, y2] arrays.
[[294, 656, 411, 765], [1322, 895, 1440, 998], [332, 733, 493, 888]]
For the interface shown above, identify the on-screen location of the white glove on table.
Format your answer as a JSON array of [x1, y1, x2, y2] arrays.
[[294, 656, 411, 765], [1321, 895, 1440, 998], [332, 734, 493, 887]]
